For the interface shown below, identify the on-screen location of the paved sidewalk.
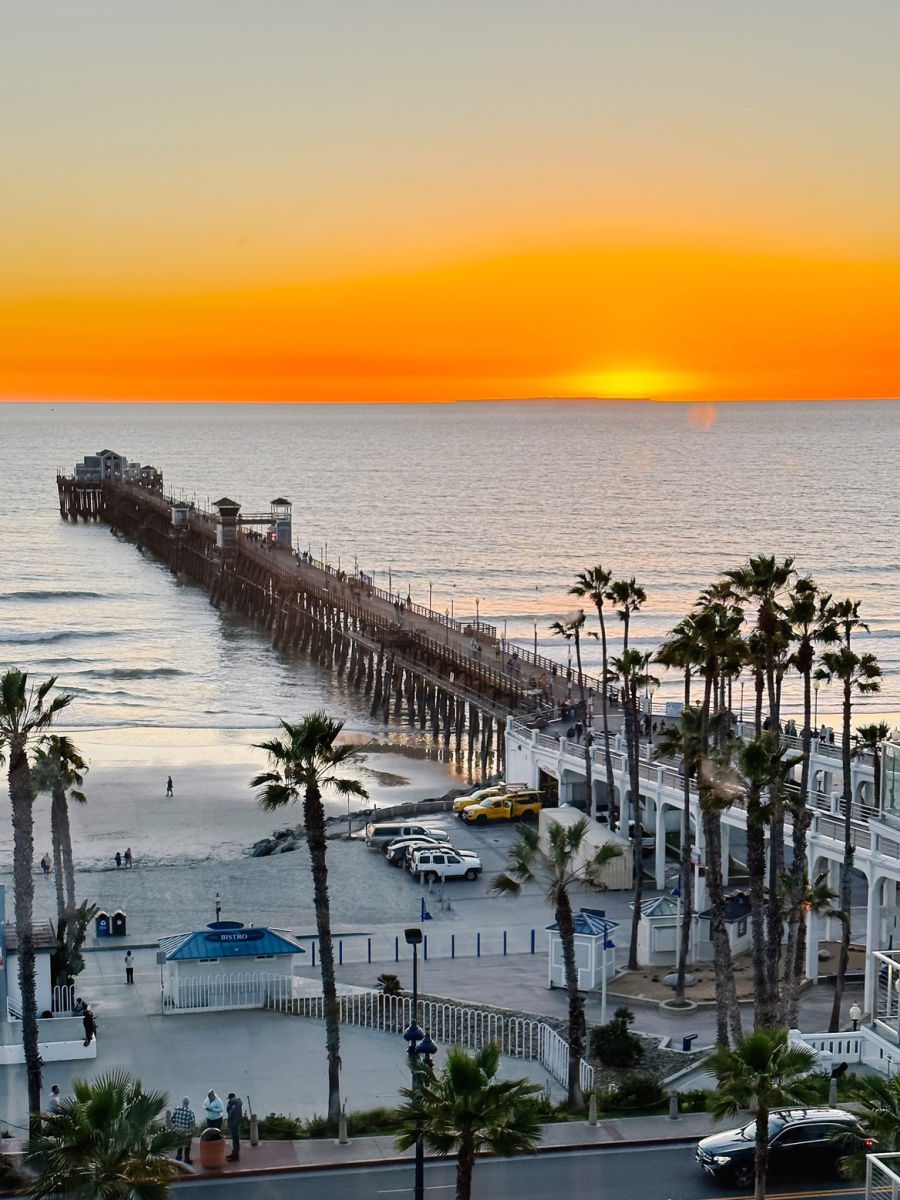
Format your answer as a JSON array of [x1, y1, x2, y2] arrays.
[[171, 1112, 716, 1180]]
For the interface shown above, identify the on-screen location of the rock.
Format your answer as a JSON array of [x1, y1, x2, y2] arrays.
[[663, 972, 696, 988], [250, 839, 278, 858], [274, 839, 298, 853]]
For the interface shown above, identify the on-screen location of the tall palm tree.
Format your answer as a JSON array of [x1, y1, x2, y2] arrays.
[[31, 737, 88, 982], [251, 712, 368, 1126], [654, 707, 705, 1005], [395, 1044, 542, 1200], [707, 1028, 818, 1200], [0, 670, 72, 1133], [839, 1073, 900, 1180], [570, 566, 616, 822], [606, 577, 646, 653], [816, 642, 882, 1030], [550, 611, 594, 820], [26, 1070, 181, 1200], [610, 649, 657, 971], [722, 555, 795, 725], [491, 818, 621, 1111]]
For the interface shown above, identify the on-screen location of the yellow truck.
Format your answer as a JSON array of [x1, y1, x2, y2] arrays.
[[461, 791, 543, 825], [451, 783, 532, 817]]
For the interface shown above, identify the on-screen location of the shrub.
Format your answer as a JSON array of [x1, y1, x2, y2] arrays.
[[377, 973, 402, 996], [589, 1006, 644, 1069], [675, 1088, 712, 1114], [303, 1114, 331, 1139], [346, 1107, 404, 1138], [257, 1112, 305, 1140], [598, 1073, 665, 1113]]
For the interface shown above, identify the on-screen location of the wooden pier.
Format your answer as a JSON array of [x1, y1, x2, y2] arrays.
[[57, 467, 603, 767]]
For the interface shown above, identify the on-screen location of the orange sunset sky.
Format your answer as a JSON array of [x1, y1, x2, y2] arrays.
[[3, 1, 900, 405]]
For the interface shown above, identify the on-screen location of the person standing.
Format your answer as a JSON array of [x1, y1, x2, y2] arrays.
[[203, 1089, 224, 1129], [124, 949, 134, 984], [82, 1006, 97, 1046], [124, 847, 133, 868], [47, 1083, 63, 1114], [114, 851, 122, 869], [166, 775, 174, 797], [226, 1093, 243, 1161], [41, 852, 52, 877], [169, 1096, 195, 1165]]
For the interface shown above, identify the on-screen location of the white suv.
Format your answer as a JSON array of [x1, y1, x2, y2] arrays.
[[408, 847, 482, 882]]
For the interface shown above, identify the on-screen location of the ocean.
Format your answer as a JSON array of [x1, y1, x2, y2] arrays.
[[2, 399, 900, 732]]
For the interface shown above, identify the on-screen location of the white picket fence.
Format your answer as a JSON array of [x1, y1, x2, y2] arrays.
[[165, 971, 296, 1013]]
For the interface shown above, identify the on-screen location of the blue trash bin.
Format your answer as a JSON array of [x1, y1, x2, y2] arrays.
[[95, 912, 110, 937]]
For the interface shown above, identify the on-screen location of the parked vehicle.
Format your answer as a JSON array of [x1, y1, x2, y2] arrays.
[[408, 847, 482, 882], [365, 822, 452, 848], [696, 1108, 869, 1189], [451, 782, 533, 816], [384, 836, 450, 866], [461, 792, 543, 825], [628, 822, 655, 854]]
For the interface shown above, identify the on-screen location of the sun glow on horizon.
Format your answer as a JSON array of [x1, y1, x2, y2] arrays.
[[568, 366, 705, 401]]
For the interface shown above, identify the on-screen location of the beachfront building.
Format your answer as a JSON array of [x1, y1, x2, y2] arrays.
[[159, 920, 305, 1012], [508, 718, 900, 1018], [73, 448, 160, 488]]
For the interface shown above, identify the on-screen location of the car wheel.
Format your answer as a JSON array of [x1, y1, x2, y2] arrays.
[[465, 868, 478, 881], [476, 815, 487, 826], [732, 1163, 753, 1189], [522, 810, 537, 823]]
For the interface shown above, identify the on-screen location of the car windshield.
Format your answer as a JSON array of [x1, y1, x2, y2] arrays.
[[740, 1116, 787, 1140]]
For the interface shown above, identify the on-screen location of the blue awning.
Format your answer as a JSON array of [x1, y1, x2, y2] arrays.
[[159, 923, 305, 961], [546, 907, 619, 937]]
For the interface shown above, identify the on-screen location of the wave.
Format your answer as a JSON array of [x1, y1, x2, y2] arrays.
[[1, 590, 104, 602], [75, 667, 188, 680], [0, 630, 123, 645]]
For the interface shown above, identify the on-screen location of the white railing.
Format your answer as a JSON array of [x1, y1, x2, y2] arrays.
[[270, 986, 594, 1093], [52, 983, 75, 1013], [866, 1151, 900, 1200], [165, 971, 296, 1013]]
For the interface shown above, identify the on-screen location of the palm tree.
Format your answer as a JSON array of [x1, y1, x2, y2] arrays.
[[707, 1028, 818, 1199], [654, 707, 704, 1005], [31, 737, 88, 983], [550, 611, 594, 821], [610, 649, 657, 971], [855, 722, 890, 810], [252, 712, 368, 1126], [816, 641, 882, 1031], [26, 1070, 181, 1199], [491, 818, 621, 1110], [0, 670, 72, 1133], [723, 555, 795, 725], [839, 1073, 900, 1180], [395, 1044, 542, 1200], [606, 577, 646, 653], [570, 566, 616, 821]]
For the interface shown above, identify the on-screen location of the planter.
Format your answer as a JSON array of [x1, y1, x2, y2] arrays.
[[198, 1129, 226, 1170]]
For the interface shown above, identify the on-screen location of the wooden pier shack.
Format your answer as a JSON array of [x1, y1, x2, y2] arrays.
[[57, 454, 603, 767]]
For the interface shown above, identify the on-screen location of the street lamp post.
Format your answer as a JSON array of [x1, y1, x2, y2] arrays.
[[814, 679, 820, 730], [647, 682, 658, 745], [388, 566, 393, 597], [215, 892, 221, 922], [475, 597, 480, 632], [740, 681, 745, 724], [444, 610, 450, 645], [533, 617, 538, 658], [428, 581, 433, 611], [450, 585, 455, 621], [403, 928, 437, 1200]]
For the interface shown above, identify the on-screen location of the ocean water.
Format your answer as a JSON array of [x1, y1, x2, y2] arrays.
[[1, 399, 899, 731]]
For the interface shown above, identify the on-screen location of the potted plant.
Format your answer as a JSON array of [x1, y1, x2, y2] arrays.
[[199, 1127, 226, 1169]]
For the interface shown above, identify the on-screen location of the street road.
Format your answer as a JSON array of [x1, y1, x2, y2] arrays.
[[175, 1143, 867, 1200]]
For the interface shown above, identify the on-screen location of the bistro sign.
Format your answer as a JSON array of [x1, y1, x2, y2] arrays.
[[203, 929, 266, 944]]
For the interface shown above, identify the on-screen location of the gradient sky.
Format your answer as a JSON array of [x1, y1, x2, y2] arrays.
[[3, 0, 900, 403]]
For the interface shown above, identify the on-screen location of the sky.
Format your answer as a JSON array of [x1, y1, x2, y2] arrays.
[[3, 0, 900, 404]]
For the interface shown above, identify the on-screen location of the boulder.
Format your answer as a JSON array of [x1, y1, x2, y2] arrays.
[[250, 838, 278, 858]]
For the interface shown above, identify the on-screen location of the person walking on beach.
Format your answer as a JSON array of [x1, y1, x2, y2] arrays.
[[124, 949, 134, 984], [47, 1083, 63, 1114], [203, 1089, 224, 1129], [40, 852, 52, 877], [82, 1006, 97, 1046], [115, 850, 122, 869], [124, 846, 133, 868], [166, 775, 174, 797], [170, 1096, 196, 1164], [226, 1093, 243, 1161]]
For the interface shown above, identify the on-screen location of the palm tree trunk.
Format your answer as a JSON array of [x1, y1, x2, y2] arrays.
[[746, 795, 771, 1028], [59, 798, 78, 956], [782, 667, 813, 1025], [703, 804, 742, 1045], [597, 607, 616, 830], [456, 1138, 476, 1200], [625, 679, 643, 972], [574, 632, 594, 821], [555, 887, 585, 1112], [675, 672, 693, 1004], [754, 1104, 770, 1200], [50, 790, 65, 930], [303, 781, 342, 1125], [8, 735, 42, 1132], [829, 676, 855, 1032]]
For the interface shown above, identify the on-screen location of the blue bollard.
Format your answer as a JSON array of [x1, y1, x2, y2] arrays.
[[477, 932, 481, 958], [395, 936, 399, 963], [312, 942, 316, 968], [503, 930, 508, 956], [451, 934, 455, 959], [530, 929, 536, 954], [424, 935, 428, 961], [367, 937, 372, 964], [339, 940, 343, 966]]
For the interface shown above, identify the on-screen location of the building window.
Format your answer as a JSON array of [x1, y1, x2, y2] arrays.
[[255, 954, 275, 961]]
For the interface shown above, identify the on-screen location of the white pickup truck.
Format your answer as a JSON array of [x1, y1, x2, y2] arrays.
[[408, 847, 483, 882]]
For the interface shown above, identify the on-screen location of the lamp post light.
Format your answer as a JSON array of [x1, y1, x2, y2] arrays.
[[475, 597, 480, 632], [450, 585, 455, 621], [813, 678, 821, 732], [388, 566, 393, 597], [849, 1002, 862, 1032], [648, 682, 658, 745], [533, 617, 538, 658], [428, 581, 433, 611], [403, 928, 437, 1200], [215, 891, 221, 922]]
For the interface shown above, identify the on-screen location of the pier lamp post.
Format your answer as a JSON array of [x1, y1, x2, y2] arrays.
[[429, 581, 433, 611], [647, 682, 658, 745], [533, 617, 538, 658], [389, 566, 393, 597], [814, 679, 820, 730], [215, 892, 221, 922], [740, 681, 745, 724], [475, 597, 481, 631], [403, 928, 438, 1200], [445, 610, 450, 645], [451, 585, 455, 621]]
